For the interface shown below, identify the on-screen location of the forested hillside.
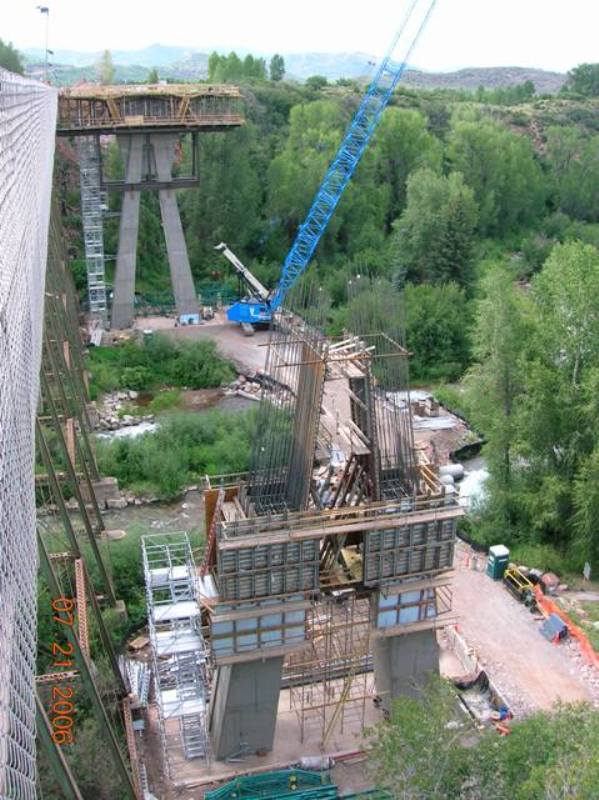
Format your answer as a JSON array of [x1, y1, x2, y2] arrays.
[[58, 62, 599, 572]]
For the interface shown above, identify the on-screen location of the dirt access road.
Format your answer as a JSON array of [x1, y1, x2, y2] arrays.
[[452, 541, 599, 715]]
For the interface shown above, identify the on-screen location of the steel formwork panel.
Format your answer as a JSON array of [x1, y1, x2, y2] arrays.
[[363, 518, 456, 586], [210, 596, 309, 661], [217, 539, 320, 601]]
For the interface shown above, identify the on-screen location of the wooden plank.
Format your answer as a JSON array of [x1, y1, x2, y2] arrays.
[[221, 502, 238, 523], [75, 559, 90, 658]]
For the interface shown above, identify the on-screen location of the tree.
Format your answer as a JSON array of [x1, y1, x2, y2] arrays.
[[305, 75, 328, 90], [403, 282, 471, 381], [546, 127, 599, 222], [367, 677, 466, 799], [181, 124, 262, 273], [266, 100, 389, 260], [391, 169, 478, 288], [269, 53, 285, 82], [222, 51, 242, 81], [97, 49, 115, 85], [465, 267, 531, 538], [448, 117, 546, 234], [533, 242, 599, 391], [147, 66, 159, 83], [207, 51, 221, 81], [372, 108, 442, 226], [0, 39, 24, 74], [565, 63, 599, 97]]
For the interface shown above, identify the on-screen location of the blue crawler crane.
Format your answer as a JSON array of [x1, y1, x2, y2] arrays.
[[219, 0, 438, 328]]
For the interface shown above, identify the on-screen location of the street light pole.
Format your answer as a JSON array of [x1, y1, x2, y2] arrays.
[[36, 5, 50, 81]]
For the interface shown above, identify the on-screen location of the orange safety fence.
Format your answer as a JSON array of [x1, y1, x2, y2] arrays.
[[534, 585, 599, 670]]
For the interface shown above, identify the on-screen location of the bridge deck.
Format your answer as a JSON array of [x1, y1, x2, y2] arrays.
[[57, 82, 244, 134]]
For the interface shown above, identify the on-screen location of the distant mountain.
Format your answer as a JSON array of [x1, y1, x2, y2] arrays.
[[283, 52, 378, 81], [22, 43, 567, 94], [402, 66, 567, 95], [23, 44, 194, 68]]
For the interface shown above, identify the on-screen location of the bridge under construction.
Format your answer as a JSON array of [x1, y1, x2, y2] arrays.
[[0, 3, 462, 795]]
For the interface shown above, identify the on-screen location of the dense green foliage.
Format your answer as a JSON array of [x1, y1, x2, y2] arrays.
[[208, 51, 267, 82], [96, 409, 254, 498], [87, 334, 235, 396], [0, 38, 24, 74], [565, 63, 599, 97], [466, 242, 599, 569], [369, 678, 599, 799], [97, 49, 115, 84], [474, 79, 536, 106], [393, 169, 478, 287], [269, 54, 285, 82]]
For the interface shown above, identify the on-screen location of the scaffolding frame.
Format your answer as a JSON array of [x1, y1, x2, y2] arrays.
[[141, 532, 210, 774], [77, 136, 108, 321], [285, 593, 374, 746]]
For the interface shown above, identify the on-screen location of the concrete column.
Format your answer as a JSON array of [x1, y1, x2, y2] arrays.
[[151, 134, 199, 319], [111, 136, 144, 329], [209, 656, 283, 760], [373, 630, 439, 714]]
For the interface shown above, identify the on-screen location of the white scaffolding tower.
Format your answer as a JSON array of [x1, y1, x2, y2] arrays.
[[141, 533, 210, 775], [77, 136, 108, 322]]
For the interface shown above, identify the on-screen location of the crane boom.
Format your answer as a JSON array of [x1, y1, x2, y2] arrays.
[[215, 242, 269, 301], [222, 0, 437, 325], [270, 0, 437, 311]]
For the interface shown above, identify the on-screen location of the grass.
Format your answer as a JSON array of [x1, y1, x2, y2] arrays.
[[117, 388, 183, 418], [566, 602, 599, 654], [508, 542, 581, 576]]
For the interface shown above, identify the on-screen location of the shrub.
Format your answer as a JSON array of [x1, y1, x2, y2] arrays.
[[171, 340, 235, 388], [120, 365, 153, 391], [87, 334, 236, 396], [148, 388, 181, 413], [96, 409, 255, 499]]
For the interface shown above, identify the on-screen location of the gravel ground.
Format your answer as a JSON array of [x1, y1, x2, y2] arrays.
[[452, 541, 599, 716]]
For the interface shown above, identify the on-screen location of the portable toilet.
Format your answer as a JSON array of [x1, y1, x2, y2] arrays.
[[486, 545, 510, 580]]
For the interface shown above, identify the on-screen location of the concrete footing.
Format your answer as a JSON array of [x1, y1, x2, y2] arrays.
[[209, 656, 284, 760], [91, 476, 121, 508], [373, 630, 439, 714]]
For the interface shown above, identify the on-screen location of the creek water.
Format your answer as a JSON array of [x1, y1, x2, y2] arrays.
[[458, 454, 489, 511]]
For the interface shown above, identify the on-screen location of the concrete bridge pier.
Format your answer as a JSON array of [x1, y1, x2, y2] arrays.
[[208, 656, 284, 759], [152, 134, 199, 321], [373, 630, 440, 715], [111, 135, 143, 329], [110, 133, 199, 329]]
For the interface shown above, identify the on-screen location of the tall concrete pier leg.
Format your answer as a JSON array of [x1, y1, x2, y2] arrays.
[[111, 136, 144, 329], [151, 134, 199, 319], [209, 656, 283, 759], [373, 631, 439, 715]]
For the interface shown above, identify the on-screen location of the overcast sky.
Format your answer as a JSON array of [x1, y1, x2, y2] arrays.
[[3, 0, 597, 72]]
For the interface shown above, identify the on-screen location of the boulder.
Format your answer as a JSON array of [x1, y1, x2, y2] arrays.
[[106, 496, 128, 510]]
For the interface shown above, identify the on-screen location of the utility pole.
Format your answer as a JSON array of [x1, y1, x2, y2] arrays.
[[36, 5, 50, 81]]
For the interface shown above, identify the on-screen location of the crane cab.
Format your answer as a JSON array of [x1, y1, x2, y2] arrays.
[[226, 298, 272, 326]]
